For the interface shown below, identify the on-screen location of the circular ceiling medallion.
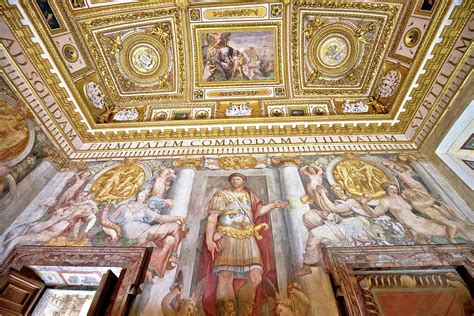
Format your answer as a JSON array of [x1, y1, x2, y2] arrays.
[[62, 44, 78, 63], [312, 107, 326, 115], [307, 24, 360, 78], [153, 111, 168, 121], [194, 110, 209, 119], [318, 36, 348, 67], [404, 28, 421, 47], [130, 44, 160, 75], [119, 34, 169, 84], [270, 108, 284, 117]]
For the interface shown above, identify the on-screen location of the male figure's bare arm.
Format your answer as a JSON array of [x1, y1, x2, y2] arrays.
[[206, 213, 220, 260], [258, 200, 288, 217]]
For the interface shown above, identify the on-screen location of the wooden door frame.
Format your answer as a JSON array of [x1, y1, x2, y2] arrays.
[[0, 246, 152, 315], [322, 244, 474, 316]]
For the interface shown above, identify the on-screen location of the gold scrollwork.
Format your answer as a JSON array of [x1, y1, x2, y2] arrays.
[[207, 89, 273, 98], [218, 156, 258, 169], [303, 15, 326, 39], [204, 8, 266, 20], [173, 158, 204, 169], [62, 44, 79, 63]]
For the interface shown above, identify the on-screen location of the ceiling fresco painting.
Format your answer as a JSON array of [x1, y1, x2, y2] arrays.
[[0, 0, 472, 160]]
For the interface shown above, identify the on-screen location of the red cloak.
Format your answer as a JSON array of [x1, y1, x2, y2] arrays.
[[197, 187, 276, 315]]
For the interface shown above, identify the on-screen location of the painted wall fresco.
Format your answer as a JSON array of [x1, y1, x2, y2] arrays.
[[0, 154, 472, 315]]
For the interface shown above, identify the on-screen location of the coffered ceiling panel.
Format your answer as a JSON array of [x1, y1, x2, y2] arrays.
[[0, 0, 472, 159]]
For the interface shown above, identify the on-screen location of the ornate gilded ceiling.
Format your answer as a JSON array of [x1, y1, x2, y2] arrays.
[[0, 0, 472, 159]]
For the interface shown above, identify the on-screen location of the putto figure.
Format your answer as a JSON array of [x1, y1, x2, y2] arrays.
[[199, 173, 287, 315]]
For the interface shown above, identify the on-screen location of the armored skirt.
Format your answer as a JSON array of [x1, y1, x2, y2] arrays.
[[209, 189, 263, 278]]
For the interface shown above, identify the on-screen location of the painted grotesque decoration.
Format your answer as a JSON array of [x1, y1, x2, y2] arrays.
[[0, 154, 472, 315]]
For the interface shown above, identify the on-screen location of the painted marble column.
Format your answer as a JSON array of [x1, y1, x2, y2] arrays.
[[163, 158, 204, 217], [166, 158, 204, 295], [272, 156, 308, 269], [134, 159, 203, 315], [272, 156, 339, 316]]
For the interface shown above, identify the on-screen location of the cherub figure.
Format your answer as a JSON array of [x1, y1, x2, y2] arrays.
[[299, 165, 330, 210], [266, 280, 310, 316], [221, 297, 237, 316], [153, 168, 177, 198], [161, 272, 206, 316]]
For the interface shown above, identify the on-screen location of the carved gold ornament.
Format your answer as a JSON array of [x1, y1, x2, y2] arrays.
[[270, 108, 284, 117], [217, 156, 257, 169], [404, 28, 421, 47], [173, 158, 204, 169], [153, 111, 169, 121], [312, 107, 326, 115], [91, 165, 146, 203], [0, 101, 30, 163], [332, 158, 391, 199], [62, 44, 78, 63], [190, 9, 201, 22], [194, 110, 209, 119]]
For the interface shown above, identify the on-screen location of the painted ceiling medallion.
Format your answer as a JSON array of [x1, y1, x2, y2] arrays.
[[119, 34, 168, 85], [307, 24, 359, 78], [130, 44, 160, 75], [318, 36, 348, 67]]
